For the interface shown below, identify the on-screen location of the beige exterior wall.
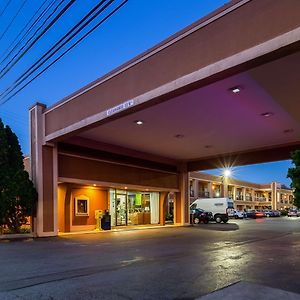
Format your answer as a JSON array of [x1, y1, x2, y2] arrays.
[[44, 0, 300, 142], [29, 1, 300, 236]]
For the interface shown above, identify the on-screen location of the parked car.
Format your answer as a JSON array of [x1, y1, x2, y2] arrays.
[[245, 210, 264, 219], [288, 209, 300, 217], [234, 210, 244, 219], [190, 208, 212, 224], [272, 210, 281, 217], [255, 210, 265, 218], [263, 210, 275, 217]]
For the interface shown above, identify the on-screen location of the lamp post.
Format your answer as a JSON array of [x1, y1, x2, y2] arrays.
[[222, 169, 231, 197]]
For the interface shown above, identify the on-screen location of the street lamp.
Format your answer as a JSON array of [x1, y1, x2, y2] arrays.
[[224, 169, 231, 178], [221, 169, 231, 198]]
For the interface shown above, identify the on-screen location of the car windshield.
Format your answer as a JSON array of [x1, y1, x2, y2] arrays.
[[228, 202, 234, 209]]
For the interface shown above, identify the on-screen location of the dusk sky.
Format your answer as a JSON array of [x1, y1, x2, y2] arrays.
[[0, 0, 293, 186]]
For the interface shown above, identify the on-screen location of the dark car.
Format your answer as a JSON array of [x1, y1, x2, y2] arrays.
[[190, 208, 212, 224], [245, 210, 264, 219]]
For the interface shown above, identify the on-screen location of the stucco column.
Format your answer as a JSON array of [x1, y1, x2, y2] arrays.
[[192, 179, 199, 199], [233, 186, 236, 201], [251, 189, 255, 203], [222, 177, 228, 197], [271, 182, 278, 210], [159, 192, 168, 226], [30, 103, 58, 237], [175, 163, 189, 225], [208, 182, 213, 198], [242, 187, 246, 202]]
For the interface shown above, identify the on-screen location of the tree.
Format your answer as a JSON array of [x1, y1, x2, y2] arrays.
[[0, 118, 37, 233], [287, 150, 300, 209]]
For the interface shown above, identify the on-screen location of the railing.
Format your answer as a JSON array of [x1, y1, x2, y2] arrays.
[[198, 192, 210, 198], [255, 197, 267, 202]]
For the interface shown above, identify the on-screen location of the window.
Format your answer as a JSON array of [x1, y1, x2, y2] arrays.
[[75, 195, 89, 216]]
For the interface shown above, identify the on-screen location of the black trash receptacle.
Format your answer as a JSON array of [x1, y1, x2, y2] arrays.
[[101, 212, 111, 230]]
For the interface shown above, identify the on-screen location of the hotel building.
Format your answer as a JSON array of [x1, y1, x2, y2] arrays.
[[190, 172, 294, 211], [26, 0, 300, 236]]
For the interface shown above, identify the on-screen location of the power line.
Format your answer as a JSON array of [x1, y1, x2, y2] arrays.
[[0, 0, 75, 80], [0, 0, 12, 18], [0, 0, 115, 100], [0, 0, 27, 42], [0, 0, 51, 67], [0, 0, 128, 106]]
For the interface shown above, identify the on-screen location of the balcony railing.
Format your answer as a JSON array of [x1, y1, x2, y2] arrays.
[[255, 197, 267, 202], [198, 192, 210, 198]]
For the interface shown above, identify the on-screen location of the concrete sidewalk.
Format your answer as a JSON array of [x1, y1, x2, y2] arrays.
[[198, 281, 300, 300]]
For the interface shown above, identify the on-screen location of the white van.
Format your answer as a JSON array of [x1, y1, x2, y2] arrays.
[[190, 197, 234, 223]]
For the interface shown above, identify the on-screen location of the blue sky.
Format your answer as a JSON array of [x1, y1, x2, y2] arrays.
[[0, 0, 293, 186]]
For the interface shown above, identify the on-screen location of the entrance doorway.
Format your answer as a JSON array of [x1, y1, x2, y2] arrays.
[[116, 194, 127, 226], [109, 189, 160, 227]]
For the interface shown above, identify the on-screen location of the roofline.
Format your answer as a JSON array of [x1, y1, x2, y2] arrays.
[[44, 0, 251, 114]]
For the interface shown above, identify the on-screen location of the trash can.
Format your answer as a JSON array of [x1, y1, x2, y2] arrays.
[[101, 210, 111, 230]]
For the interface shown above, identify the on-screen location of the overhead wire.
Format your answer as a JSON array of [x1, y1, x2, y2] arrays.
[[0, 0, 75, 80], [0, 0, 51, 67], [0, 0, 27, 42], [0, 0, 129, 106], [0, 0, 128, 105], [0, 0, 115, 100], [0, 0, 12, 18]]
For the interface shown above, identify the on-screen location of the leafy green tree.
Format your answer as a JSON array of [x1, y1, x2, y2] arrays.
[[0, 119, 37, 233], [287, 150, 300, 209]]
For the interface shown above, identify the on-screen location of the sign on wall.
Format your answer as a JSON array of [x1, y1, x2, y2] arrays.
[[106, 99, 134, 116]]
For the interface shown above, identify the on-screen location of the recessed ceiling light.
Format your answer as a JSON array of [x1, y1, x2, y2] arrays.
[[93, 184, 96, 187], [135, 120, 144, 125], [230, 86, 241, 94], [174, 134, 184, 139], [283, 129, 294, 134], [261, 112, 274, 117]]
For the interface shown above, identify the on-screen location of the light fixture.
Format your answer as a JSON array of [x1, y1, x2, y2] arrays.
[[174, 134, 184, 139], [261, 112, 274, 117], [223, 169, 231, 178], [135, 120, 144, 125], [230, 86, 241, 94], [93, 184, 97, 187], [124, 186, 128, 190]]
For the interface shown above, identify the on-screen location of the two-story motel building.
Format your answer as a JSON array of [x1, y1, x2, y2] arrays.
[[190, 172, 294, 211]]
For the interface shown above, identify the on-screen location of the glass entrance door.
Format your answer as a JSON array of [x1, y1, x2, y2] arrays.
[[116, 194, 127, 226]]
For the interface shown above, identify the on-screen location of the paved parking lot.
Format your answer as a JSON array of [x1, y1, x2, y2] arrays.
[[1, 217, 300, 299]]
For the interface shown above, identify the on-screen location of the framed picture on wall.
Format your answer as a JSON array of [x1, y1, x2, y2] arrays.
[[75, 195, 89, 216]]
